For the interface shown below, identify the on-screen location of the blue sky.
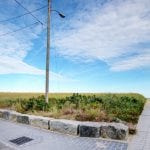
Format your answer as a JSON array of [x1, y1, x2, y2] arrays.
[[0, 0, 150, 97]]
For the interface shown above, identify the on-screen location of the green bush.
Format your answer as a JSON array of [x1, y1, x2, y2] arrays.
[[98, 94, 146, 123], [16, 96, 50, 112]]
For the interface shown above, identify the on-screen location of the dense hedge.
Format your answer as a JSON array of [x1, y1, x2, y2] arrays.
[[0, 93, 146, 123]]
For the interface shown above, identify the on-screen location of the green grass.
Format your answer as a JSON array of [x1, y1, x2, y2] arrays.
[[0, 92, 146, 124]]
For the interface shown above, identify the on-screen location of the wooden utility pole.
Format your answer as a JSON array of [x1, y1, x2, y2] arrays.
[[45, 0, 51, 103]]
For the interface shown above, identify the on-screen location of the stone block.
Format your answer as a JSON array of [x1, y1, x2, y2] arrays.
[[79, 122, 101, 138], [29, 116, 50, 129], [2, 111, 10, 120], [50, 119, 79, 135], [79, 125, 100, 138], [17, 115, 30, 124], [100, 123, 128, 140], [0, 109, 20, 122], [9, 111, 20, 122]]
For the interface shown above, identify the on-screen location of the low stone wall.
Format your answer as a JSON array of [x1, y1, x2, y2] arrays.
[[0, 109, 128, 140]]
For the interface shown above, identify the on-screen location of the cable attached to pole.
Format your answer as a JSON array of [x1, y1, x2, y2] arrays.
[[0, 22, 39, 37], [14, 0, 44, 25], [0, 5, 47, 23]]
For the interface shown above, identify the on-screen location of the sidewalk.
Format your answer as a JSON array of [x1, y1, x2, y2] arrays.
[[0, 141, 14, 150], [128, 100, 150, 150]]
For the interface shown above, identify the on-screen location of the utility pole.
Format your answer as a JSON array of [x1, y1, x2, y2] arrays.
[[45, 0, 51, 103], [45, 0, 65, 103]]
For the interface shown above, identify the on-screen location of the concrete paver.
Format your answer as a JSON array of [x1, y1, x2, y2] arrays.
[[128, 101, 150, 150], [0, 141, 14, 150], [0, 119, 127, 150]]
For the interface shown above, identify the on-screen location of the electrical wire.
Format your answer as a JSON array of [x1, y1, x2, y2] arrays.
[[0, 5, 47, 23], [0, 22, 39, 37], [14, 0, 44, 25]]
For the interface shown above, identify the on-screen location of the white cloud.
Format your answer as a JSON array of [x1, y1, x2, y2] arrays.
[[53, 0, 150, 71], [0, 0, 45, 76], [0, 21, 43, 74], [0, 1, 69, 82], [0, 56, 44, 75], [110, 49, 150, 71]]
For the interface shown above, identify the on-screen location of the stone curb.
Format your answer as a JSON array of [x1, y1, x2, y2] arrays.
[[50, 119, 80, 135], [0, 109, 128, 140], [29, 115, 51, 130]]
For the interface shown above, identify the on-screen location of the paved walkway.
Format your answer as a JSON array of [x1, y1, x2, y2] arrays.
[[0, 141, 14, 150], [128, 101, 150, 150], [0, 119, 127, 150]]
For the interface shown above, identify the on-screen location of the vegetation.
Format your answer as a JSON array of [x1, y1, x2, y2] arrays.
[[0, 92, 146, 123]]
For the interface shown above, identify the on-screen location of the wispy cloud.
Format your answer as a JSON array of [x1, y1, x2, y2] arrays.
[[0, 22, 44, 74], [0, 0, 45, 74], [0, 0, 69, 82], [53, 0, 150, 71], [110, 49, 150, 71]]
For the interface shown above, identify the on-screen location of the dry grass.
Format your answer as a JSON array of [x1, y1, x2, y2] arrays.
[[0, 92, 72, 100], [0, 92, 144, 101]]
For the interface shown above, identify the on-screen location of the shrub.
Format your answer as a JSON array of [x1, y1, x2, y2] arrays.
[[99, 94, 146, 123], [17, 96, 50, 112], [0, 93, 146, 123]]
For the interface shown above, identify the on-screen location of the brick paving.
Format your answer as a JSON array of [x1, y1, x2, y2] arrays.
[[128, 101, 150, 150], [0, 119, 128, 150]]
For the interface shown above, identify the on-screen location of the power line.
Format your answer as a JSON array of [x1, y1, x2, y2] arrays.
[[0, 22, 39, 37], [0, 5, 47, 23], [14, 0, 44, 25]]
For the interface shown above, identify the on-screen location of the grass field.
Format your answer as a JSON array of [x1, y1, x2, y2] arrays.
[[0, 92, 115, 100], [0, 92, 72, 100], [0, 92, 146, 100], [0, 92, 146, 124]]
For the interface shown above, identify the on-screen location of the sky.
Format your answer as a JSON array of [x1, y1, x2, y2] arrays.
[[0, 0, 150, 97]]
